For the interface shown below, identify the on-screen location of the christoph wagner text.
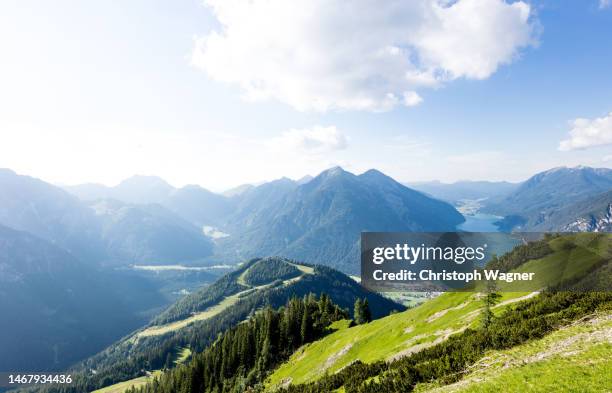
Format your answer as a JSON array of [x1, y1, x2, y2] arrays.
[[372, 270, 535, 283], [372, 244, 487, 265]]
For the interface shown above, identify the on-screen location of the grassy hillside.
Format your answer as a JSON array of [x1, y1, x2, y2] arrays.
[[268, 291, 533, 388], [267, 233, 611, 390], [91, 371, 163, 393], [37, 258, 400, 393], [136, 261, 311, 338], [414, 311, 612, 392]]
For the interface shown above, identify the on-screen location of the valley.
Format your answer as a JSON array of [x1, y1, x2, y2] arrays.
[[2, 165, 612, 393]]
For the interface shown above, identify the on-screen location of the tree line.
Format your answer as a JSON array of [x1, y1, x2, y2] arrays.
[[129, 294, 348, 393], [280, 260, 612, 392]]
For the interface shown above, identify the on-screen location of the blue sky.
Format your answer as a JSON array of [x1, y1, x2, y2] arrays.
[[1, 0, 611, 190]]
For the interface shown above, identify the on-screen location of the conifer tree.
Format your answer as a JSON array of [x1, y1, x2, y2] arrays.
[[354, 298, 363, 324], [481, 281, 501, 329], [362, 299, 372, 323], [300, 305, 311, 343]]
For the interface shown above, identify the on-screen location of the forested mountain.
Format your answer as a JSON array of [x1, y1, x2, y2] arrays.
[[218, 167, 464, 273], [134, 295, 348, 393], [0, 169, 105, 262], [73, 233, 612, 393], [90, 199, 213, 265], [64, 167, 465, 274], [34, 257, 401, 393], [409, 180, 518, 204], [529, 190, 612, 232], [0, 224, 165, 373], [0, 169, 214, 265], [222, 183, 255, 197], [163, 185, 234, 227], [484, 166, 612, 230], [0, 170, 215, 375], [66, 177, 235, 227], [223, 177, 299, 229], [63, 167, 465, 273]]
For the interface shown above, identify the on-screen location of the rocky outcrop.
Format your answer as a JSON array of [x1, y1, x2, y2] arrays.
[[563, 203, 612, 232]]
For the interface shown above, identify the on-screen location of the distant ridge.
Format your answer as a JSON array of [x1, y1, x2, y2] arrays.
[[484, 166, 612, 230], [217, 166, 464, 273], [409, 180, 518, 203]]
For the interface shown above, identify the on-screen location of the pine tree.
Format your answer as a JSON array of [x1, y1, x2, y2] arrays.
[[362, 299, 372, 323], [164, 352, 173, 370], [481, 281, 501, 329], [300, 306, 311, 343], [354, 298, 363, 324]]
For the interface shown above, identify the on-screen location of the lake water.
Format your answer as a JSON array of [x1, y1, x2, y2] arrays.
[[457, 213, 502, 232]]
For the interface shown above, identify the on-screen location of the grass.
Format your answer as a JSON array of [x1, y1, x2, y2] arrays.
[[266, 234, 612, 389], [174, 347, 192, 365], [267, 290, 534, 388], [382, 291, 433, 307], [136, 293, 243, 338], [289, 263, 315, 275], [137, 262, 314, 338], [93, 346, 192, 393], [92, 371, 162, 393], [414, 312, 612, 392]]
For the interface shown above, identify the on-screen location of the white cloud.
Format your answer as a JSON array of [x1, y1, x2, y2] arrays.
[[559, 112, 612, 151], [193, 0, 536, 112], [403, 91, 424, 107], [600, 0, 611, 9], [268, 126, 348, 155]]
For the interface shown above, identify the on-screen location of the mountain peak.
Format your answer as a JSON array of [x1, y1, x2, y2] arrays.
[[0, 168, 17, 177], [318, 166, 348, 178], [359, 169, 401, 187], [117, 175, 173, 189], [359, 168, 387, 178], [178, 184, 210, 193]]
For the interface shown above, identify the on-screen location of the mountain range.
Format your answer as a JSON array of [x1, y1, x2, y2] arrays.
[[60, 165, 612, 268], [0, 169, 213, 265], [62, 167, 465, 273], [483, 166, 612, 231], [217, 167, 464, 272], [3, 163, 612, 380], [409, 179, 518, 204]]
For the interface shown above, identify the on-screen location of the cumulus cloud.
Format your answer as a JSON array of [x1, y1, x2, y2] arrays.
[[268, 126, 348, 154], [600, 0, 611, 9], [559, 113, 612, 151], [403, 92, 424, 107], [193, 0, 536, 112]]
